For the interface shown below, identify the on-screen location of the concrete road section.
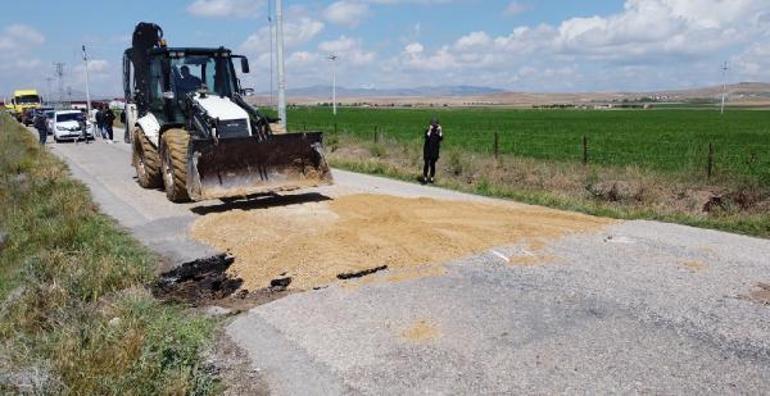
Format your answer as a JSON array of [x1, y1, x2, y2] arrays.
[[39, 128, 217, 266], [38, 126, 770, 394]]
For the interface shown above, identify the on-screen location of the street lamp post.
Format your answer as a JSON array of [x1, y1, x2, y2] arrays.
[[720, 61, 729, 115], [275, 0, 286, 129], [82, 45, 92, 118], [328, 55, 337, 116]]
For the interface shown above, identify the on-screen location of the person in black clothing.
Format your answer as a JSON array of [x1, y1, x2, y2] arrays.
[[102, 107, 116, 142], [95, 105, 106, 139], [422, 118, 443, 184], [33, 113, 48, 145]]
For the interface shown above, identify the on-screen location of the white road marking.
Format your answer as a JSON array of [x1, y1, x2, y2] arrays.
[[491, 250, 510, 263], [519, 248, 536, 257]]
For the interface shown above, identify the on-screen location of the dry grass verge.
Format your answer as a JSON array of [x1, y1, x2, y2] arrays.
[[327, 134, 770, 238], [0, 114, 217, 394]]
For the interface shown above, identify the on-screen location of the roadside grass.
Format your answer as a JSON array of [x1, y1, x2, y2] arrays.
[[0, 114, 217, 394], [327, 133, 770, 238]]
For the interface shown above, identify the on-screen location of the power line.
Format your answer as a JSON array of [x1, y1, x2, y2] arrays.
[[45, 77, 54, 106], [53, 62, 65, 105]]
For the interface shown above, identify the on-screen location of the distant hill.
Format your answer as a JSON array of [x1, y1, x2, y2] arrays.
[[451, 82, 770, 107], [249, 82, 770, 107], [652, 82, 770, 99], [261, 85, 505, 98]]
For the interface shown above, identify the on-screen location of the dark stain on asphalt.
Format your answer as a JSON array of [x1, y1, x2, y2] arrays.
[[747, 283, 770, 306], [152, 254, 292, 310], [337, 265, 389, 280]]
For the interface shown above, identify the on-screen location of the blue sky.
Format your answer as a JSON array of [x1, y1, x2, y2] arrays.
[[1, 0, 769, 98]]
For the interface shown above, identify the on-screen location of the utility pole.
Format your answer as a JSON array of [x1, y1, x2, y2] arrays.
[[268, 0, 275, 109], [82, 45, 92, 117], [328, 55, 338, 116], [275, 0, 286, 129], [53, 62, 65, 106], [720, 61, 729, 115]]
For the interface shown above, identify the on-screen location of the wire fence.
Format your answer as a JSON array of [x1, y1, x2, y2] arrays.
[[291, 121, 770, 184]]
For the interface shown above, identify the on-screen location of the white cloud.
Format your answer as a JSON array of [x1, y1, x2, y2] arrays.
[[385, 0, 770, 90], [240, 17, 324, 53], [75, 59, 110, 75], [0, 24, 45, 51], [187, 0, 262, 18], [454, 31, 491, 50], [503, 1, 530, 16], [367, 0, 456, 4], [0, 24, 45, 86], [287, 51, 317, 66], [732, 42, 770, 80], [323, 1, 370, 28], [404, 42, 424, 55], [319, 36, 376, 65]]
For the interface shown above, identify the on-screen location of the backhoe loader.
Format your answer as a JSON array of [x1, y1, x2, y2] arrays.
[[123, 22, 332, 202]]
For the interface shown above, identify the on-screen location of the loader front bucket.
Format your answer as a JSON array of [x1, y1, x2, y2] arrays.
[[187, 132, 333, 201]]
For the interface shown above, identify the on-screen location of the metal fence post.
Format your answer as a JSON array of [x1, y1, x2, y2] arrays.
[[494, 130, 499, 159]]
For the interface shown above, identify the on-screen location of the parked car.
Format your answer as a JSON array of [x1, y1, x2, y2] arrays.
[[52, 110, 94, 142]]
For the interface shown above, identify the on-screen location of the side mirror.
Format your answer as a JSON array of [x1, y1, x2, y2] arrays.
[[240, 57, 250, 74], [241, 88, 255, 97]]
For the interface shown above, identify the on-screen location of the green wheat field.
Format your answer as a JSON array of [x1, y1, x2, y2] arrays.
[[281, 107, 770, 181]]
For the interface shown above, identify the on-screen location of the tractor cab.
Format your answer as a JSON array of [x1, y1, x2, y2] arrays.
[[125, 45, 249, 128]]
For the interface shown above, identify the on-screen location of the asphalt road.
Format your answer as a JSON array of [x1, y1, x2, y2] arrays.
[[41, 127, 770, 394]]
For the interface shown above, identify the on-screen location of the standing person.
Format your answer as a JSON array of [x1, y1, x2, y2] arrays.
[[103, 106, 116, 142], [78, 110, 90, 144], [121, 109, 130, 143], [89, 105, 99, 131], [95, 105, 107, 139], [421, 118, 443, 184], [34, 112, 48, 146]]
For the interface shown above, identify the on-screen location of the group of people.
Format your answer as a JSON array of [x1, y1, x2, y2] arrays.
[[91, 105, 116, 142], [31, 105, 117, 146]]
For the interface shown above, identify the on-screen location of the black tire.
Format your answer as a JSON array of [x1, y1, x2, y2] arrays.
[[132, 127, 162, 188], [160, 129, 191, 202]]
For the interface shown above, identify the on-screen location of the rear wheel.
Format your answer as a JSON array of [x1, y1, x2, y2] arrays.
[[160, 129, 191, 202], [132, 127, 162, 188]]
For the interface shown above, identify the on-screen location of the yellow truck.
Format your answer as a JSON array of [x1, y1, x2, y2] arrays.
[[6, 89, 42, 123]]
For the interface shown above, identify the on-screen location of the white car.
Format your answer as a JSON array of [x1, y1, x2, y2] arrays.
[[52, 110, 94, 142]]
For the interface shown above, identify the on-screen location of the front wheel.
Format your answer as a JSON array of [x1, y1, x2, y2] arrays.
[[132, 127, 162, 188], [160, 129, 191, 202]]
